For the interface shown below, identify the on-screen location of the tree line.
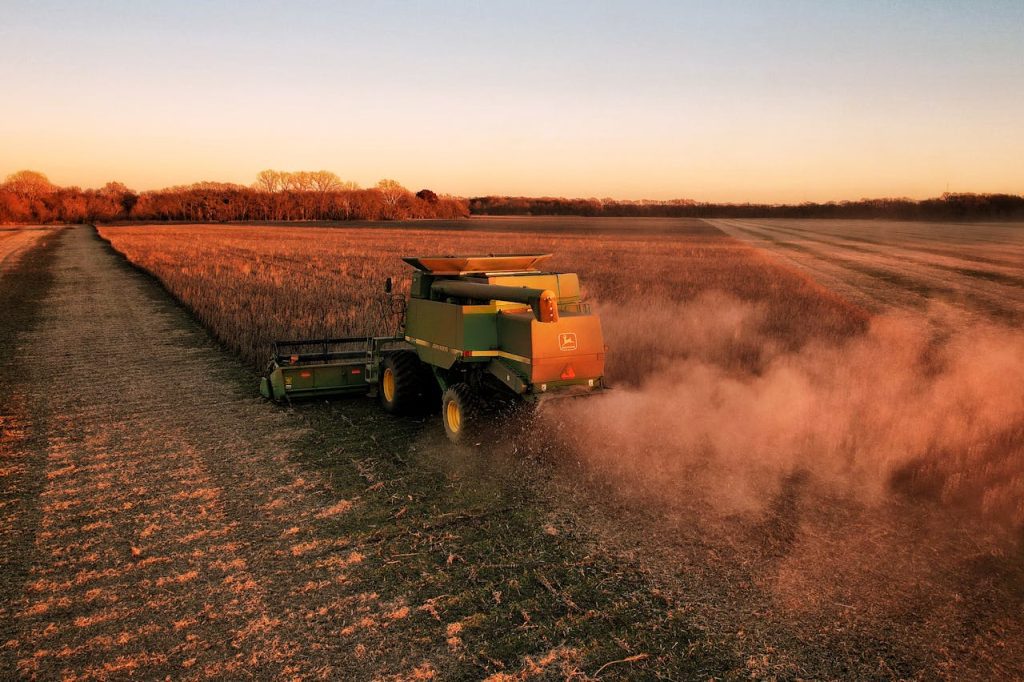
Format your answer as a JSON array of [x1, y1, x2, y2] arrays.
[[0, 170, 468, 223], [468, 193, 1024, 221], [4, 168, 1022, 223]]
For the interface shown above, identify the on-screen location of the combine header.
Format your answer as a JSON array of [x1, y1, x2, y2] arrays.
[[261, 254, 606, 441]]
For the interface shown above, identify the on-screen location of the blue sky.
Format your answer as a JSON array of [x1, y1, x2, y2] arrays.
[[2, 0, 1022, 201]]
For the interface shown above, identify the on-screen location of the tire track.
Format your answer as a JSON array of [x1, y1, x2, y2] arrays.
[[762, 220, 1024, 271], [709, 218, 913, 312], [710, 219, 1024, 322], [758, 219, 1024, 318], [0, 231, 63, 681], [742, 220, 1024, 294]]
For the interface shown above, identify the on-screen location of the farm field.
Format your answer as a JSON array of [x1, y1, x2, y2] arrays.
[[96, 219, 866, 374], [0, 226, 58, 271], [1, 217, 1022, 679], [5, 226, 710, 680], [708, 218, 1024, 323]]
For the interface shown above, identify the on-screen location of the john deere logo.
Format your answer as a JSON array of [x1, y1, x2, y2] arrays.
[[558, 332, 578, 351]]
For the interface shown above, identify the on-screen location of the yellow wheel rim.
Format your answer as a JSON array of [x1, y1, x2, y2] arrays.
[[446, 399, 461, 433], [382, 368, 395, 402]]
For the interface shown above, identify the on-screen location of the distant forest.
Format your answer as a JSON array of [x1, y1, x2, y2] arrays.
[[469, 193, 1024, 221], [2, 169, 1022, 223]]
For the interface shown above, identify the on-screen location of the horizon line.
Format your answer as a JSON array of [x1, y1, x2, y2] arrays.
[[2, 168, 1019, 207]]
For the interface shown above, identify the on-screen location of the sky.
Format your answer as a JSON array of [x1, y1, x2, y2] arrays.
[[1, 0, 1022, 202]]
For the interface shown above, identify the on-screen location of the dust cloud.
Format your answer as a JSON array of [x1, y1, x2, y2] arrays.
[[554, 293, 1024, 531]]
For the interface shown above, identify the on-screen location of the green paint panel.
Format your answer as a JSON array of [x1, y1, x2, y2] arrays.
[[266, 361, 368, 401], [462, 307, 498, 349], [406, 298, 498, 351], [496, 312, 534, 357], [406, 298, 459, 348], [415, 345, 457, 370]]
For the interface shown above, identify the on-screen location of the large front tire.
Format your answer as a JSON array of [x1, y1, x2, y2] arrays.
[[441, 383, 483, 443], [379, 351, 435, 415]]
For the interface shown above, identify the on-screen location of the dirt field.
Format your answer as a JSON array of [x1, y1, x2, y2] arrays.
[[3, 218, 1024, 680], [0, 227, 56, 270], [708, 218, 1024, 323], [555, 218, 1024, 680]]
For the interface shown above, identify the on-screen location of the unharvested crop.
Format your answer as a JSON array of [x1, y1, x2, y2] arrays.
[[98, 221, 865, 373]]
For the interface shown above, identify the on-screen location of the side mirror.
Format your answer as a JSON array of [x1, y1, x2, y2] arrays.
[[384, 277, 393, 293]]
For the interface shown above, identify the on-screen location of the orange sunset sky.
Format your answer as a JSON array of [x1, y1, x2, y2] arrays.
[[2, 1, 1022, 203]]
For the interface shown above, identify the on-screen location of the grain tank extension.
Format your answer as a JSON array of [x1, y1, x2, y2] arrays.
[[261, 254, 607, 442]]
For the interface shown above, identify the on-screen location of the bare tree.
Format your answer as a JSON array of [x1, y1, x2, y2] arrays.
[[309, 170, 341, 219], [309, 170, 342, 194], [254, 169, 283, 193], [4, 170, 55, 200], [376, 179, 411, 220]]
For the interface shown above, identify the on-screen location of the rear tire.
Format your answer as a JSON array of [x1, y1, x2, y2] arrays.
[[379, 351, 435, 415], [441, 383, 483, 444]]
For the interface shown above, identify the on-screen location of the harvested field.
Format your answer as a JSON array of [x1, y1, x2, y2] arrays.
[[0, 227, 58, 271], [553, 220, 1024, 680], [3, 217, 1023, 679], [709, 218, 1024, 323]]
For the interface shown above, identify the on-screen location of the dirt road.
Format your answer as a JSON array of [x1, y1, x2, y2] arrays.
[[0, 227, 453, 679]]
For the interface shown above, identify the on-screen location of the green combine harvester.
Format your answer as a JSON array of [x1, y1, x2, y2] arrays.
[[260, 254, 607, 441]]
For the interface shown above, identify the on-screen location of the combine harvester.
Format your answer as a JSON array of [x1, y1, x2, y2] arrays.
[[261, 254, 607, 441]]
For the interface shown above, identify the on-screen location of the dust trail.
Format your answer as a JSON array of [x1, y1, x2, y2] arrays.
[[555, 294, 1024, 530]]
